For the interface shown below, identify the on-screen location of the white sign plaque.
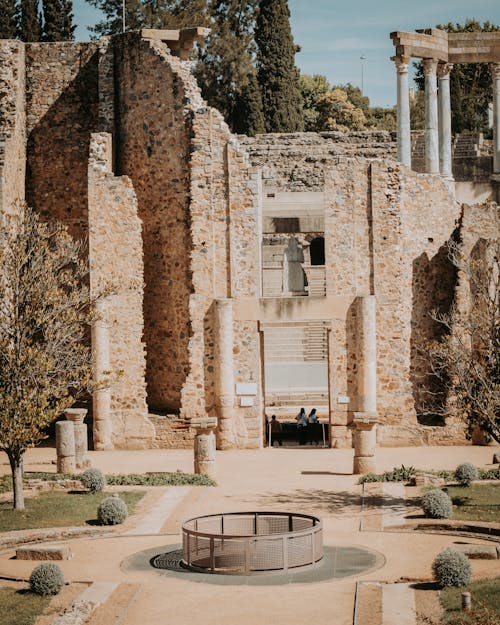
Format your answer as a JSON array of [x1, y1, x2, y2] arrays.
[[236, 383, 257, 396], [337, 395, 350, 404], [240, 396, 255, 407]]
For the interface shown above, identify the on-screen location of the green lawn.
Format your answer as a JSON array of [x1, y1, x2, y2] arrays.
[[448, 483, 500, 523], [441, 576, 500, 624], [0, 490, 145, 532], [0, 588, 51, 625]]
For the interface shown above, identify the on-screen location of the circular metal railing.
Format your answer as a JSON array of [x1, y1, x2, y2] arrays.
[[181, 511, 323, 574]]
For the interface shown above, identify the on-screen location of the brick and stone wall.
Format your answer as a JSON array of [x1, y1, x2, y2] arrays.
[[25, 42, 99, 240], [0, 40, 26, 214], [88, 132, 153, 448]]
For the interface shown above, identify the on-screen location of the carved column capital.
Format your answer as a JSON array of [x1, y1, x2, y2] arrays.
[[422, 58, 439, 76], [437, 62, 453, 79], [392, 55, 410, 74]]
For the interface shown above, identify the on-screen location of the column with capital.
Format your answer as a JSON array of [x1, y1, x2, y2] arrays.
[[437, 63, 454, 179], [492, 63, 500, 175], [394, 56, 411, 167], [423, 58, 439, 174]]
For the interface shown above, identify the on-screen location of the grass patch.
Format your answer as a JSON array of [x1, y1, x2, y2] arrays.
[[0, 588, 51, 625], [440, 576, 500, 624], [0, 490, 145, 532], [448, 483, 500, 523], [359, 466, 500, 484], [25, 471, 216, 487]]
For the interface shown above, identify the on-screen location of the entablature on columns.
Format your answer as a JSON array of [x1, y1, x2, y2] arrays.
[[390, 28, 500, 64]]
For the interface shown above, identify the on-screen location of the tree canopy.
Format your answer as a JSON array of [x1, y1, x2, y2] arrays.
[[42, 0, 75, 41], [19, 0, 43, 42], [0, 205, 95, 510], [0, 0, 18, 39], [255, 0, 303, 132]]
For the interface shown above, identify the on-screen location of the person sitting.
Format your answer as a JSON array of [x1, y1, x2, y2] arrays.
[[270, 415, 283, 446]]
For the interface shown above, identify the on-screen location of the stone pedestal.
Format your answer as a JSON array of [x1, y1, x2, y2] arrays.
[[394, 56, 411, 167], [191, 417, 218, 479], [352, 415, 378, 474], [64, 408, 89, 469], [423, 58, 439, 174], [214, 299, 235, 449], [56, 421, 76, 474], [92, 299, 113, 450]]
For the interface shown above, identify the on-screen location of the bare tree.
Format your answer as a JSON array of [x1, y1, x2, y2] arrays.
[[0, 205, 94, 510], [426, 238, 499, 442]]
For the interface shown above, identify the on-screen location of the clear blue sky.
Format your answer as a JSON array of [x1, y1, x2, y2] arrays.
[[73, 0, 500, 108]]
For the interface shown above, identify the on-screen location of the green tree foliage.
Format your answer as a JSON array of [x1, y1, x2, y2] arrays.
[[366, 106, 396, 131], [0, 0, 18, 39], [19, 0, 43, 41], [414, 20, 499, 133], [86, 0, 208, 37], [410, 90, 425, 130], [196, 0, 264, 135], [316, 88, 367, 132], [300, 74, 330, 131], [42, 0, 75, 41], [255, 0, 303, 132], [0, 205, 95, 510]]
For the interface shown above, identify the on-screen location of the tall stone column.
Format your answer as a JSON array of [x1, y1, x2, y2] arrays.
[[423, 58, 439, 174], [352, 296, 379, 474], [92, 299, 113, 450], [356, 296, 377, 414], [492, 63, 500, 175], [214, 299, 236, 449], [394, 56, 411, 167], [437, 63, 454, 179]]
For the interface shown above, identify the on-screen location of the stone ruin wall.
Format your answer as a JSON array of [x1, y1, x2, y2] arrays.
[[25, 42, 99, 240], [0, 40, 26, 215], [88, 132, 153, 448]]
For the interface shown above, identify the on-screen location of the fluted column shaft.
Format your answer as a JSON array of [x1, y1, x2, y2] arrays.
[[394, 56, 411, 167], [438, 63, 454, 179], [492, 63, 500, 175], [423, 58, 439, 174]]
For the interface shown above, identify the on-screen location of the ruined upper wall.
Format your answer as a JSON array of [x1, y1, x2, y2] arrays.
[[25, 42, 99, 239], [239, 132, 397, 191], [0, 40, 26, 215]]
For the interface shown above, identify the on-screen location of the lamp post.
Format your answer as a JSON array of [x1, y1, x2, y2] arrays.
[[122, 0, 126, 33], [360, 55, 367, 96]]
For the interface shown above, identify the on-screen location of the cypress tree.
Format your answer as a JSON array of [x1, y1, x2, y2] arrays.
[[19, 0, 43, 41], [255, 0, 303, 132], [42, 0, 75, 41], [196, 0, 264, 135], [0, 0, 18, 39]]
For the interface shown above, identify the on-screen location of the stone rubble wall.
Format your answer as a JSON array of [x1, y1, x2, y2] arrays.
[[88, 132, 153, 449], [240, 132, 397, 191], [25, 42, 100, 240], [0, 40, 26, 215]]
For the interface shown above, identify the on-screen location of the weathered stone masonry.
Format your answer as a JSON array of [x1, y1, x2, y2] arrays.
[[0, 30, 497, 450]]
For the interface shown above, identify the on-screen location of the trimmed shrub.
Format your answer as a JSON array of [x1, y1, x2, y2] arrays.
[[80, 468, 106, 493], [432, 548, 472, 587], [422, 488, 453, 519], [97, 495, 128, 525], [455, 463, 479, 486], [29, 563, 64, 595]]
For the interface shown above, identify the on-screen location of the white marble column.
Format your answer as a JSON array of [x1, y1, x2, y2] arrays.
[[437, 63, 454, 179], [394, 56, 411, 167], [492, 63, 500, 175], [92, 299, 113, 450], [423, 58, 439, 174], [214, 299, 236, 449]]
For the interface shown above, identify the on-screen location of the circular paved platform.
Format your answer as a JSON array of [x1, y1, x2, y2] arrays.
[[121, 543, 385, 586]]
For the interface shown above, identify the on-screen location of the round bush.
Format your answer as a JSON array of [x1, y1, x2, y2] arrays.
[[80, 468, 106, 493], [422, 488, 453, 519], [97, 495, 128, 525], [432, 548, 472, 587], [29, 563, 64, 596], [455, 463, 478, 486]]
